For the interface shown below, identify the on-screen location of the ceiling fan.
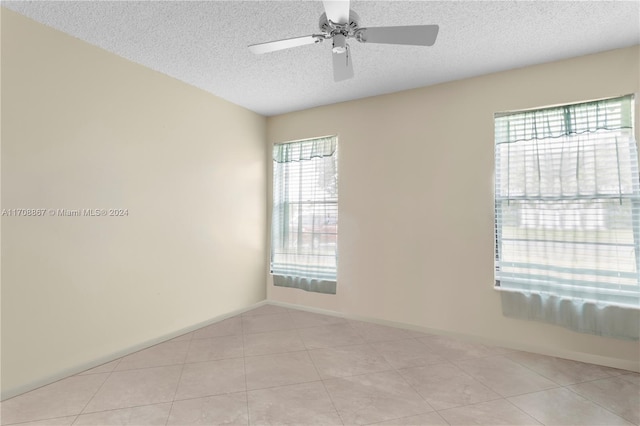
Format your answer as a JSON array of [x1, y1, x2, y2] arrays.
[[248, 0, 439, 82]]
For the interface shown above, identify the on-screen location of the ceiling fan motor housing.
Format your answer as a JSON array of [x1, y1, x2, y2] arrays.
[[319, 10, 360, 36], [319, 10, 360, 53]]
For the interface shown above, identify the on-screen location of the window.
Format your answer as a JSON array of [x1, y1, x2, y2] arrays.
[[494, 95, 640, 312], [271, 136, 338, 294]]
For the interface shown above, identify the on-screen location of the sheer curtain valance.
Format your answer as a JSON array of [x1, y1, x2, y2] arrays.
[[273, 136, 336, 163], [495, 95, 633, 144]]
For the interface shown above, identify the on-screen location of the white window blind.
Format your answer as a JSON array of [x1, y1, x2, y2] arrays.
[[494, 95, 640, 308], [271, 136, 338, 294]]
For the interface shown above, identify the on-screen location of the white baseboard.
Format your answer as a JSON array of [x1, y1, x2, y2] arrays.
[[1, 301, 267, 401], [268, 300, 640, 373]]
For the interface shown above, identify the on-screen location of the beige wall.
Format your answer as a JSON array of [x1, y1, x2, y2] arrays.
[[1, 9, 266, 397], [267, 46, 640, 371]]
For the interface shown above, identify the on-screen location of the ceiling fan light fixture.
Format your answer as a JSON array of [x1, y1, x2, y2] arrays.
[[332, 33, 347, 53]]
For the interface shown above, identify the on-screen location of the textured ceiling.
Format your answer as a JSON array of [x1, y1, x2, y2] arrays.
[[3, 1, 640, 116]]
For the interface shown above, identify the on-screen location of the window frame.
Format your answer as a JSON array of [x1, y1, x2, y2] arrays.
[[270, 135, 339, 294]]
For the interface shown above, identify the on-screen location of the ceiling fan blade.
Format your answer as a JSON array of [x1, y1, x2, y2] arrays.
[[332, 47, 353, 82], [323, 0, 350, 25], [248, 35, 320, 54], [357, 25, 439, 46]]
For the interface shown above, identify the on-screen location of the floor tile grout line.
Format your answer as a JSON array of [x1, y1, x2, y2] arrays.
[[3, 414, 81, 426], [562, 382, 639, 424], [112, 352, 248, 373], [501, 396, 547, 426], [156, 389, 247, 406], [503, 385, 572, 400], [300, 341, 373, 352], [387, 362, 442, 421], [504, 352, 636, 383], [393, 356, 507, 412], [73, 402, 175, 422], [507, 359, 568, 387], [451, 356, 563, 398], [566, 371, 640, 387], [244, 348, 308, 360], [305, 343, 346, 426], [317, 379, 346, 426], [164, 337, 192, 426], [74, 367, 116, 421], [437, 395, 545, 425], [241, 312, 251, 426], [246, 377, 327, 394], [292, 318, 312, 351], [111, 357, 123, 370], [113, 362, 185, 373], [364, 411, 451, 426], [432, 393, 506, 412], [76, 357, 125, 377], [366, 337, 444, 420], [286, 307, 344, 424], [1, 363, 111, 409], [499, 353, 590, 387], [386, 358, 439, 413]]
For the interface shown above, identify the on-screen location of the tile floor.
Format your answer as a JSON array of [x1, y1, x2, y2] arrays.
[[1, 304, 639, 425]]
